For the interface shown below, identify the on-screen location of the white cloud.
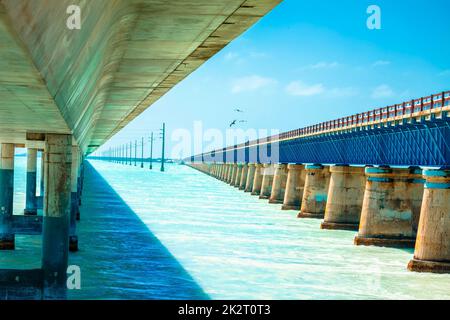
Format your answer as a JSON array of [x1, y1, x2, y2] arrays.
[[372, 60, 391, 67], [231, 75, 277, 94], [286, 81, 359, 98], [371, 84, 394, 99], [301, 61, 340, 70], [224, 52, 239, 61], [285, 81, 325, 96], [329, 87, 359, 97]]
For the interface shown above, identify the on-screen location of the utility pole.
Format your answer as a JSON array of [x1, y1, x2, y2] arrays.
[[129, 141, 132, 166], [141, 136, 144, 168], [149, 132, 154, 170], [160, 122, 165, 172], [134, 140, 137, 166]]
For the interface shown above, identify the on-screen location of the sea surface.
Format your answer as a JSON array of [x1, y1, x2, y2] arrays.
[[1, 157, 449, 299]]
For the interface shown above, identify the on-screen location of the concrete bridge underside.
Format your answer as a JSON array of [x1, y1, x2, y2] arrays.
[[0, 0, 281, 152]]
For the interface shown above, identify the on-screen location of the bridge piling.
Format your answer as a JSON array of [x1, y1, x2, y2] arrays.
[[282, 164, 305, 211], [259, 164, 274, 199], [354, 166, 423, 248], [269, 164, 288, 204], [69, 146, 80, 252], [42, 134, 72, 299], [230, 164, 238, 186], [239, 164, 248, 190], [24, 148, 38, 216], [251, 164, 264, 195], [227, 164, 233, 182], [244, 163, 256, 192], [321, 165, 366, 231], [233, 164, 243, 187], [0, 143, 15, 250], [298, 164, 330, 219], [408, 168, 450, 273]]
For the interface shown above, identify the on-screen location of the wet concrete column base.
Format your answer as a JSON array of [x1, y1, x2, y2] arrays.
[[282, 164, 305, 211], [321, 165, 365, 231], [42, 134, 72, 299], [298, 164, 330, 219], [244, 163, 256, 192], [24, 148, 38, 216], [259, 164, 274, 199], [354, 166, 423, 248], [408, 168, 450, 273], [239, 163, 248, 190], [269, 164, 288, 204], [0, 143, 15, 250]]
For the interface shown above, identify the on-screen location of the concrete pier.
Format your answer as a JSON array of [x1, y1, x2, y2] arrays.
[[239, 164, 248, 190], [230, 164, 238, 185], [269, 164, 288, 204], [69, 146, 79, 252], [408, 168, 450, 273], [298, 164, 330, 219], [259, 164, 274, 199], [24, 148, 38, 216], [282, 164, 305, 210], [42, 134, 72, 299], [226, 164, 234, 183], [355, 166, 424, 248], [321, 165, 366, 231], [233, 164, 243, 187], [0, 143, 15, 250], [245, 163, 256, 192], [251, 164, 264, 195]]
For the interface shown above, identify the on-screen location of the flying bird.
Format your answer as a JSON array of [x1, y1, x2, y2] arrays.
[[239, 120, 247, 123], [229, 120, 237, 127], [234, 108, 244, 113]]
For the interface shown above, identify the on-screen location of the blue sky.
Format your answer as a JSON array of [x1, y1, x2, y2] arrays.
[[96, 0, 450, 158]]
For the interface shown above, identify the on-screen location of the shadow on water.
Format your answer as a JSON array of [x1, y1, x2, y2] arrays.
[[69, 162, 209, 300]]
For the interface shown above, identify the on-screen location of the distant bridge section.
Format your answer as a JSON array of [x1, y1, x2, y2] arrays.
[[190, 91, 450, 167], [0, 0, 281, 153]]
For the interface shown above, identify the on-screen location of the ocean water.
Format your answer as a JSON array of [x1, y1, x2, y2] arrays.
[[1, 157, 449, 299], [84, 160, 450, 300]]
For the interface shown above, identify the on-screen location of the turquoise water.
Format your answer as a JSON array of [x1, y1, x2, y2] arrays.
[[1, 158, 450, 299], [85, 160, 449, 300]]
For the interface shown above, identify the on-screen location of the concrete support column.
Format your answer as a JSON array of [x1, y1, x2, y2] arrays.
[[40, 150, 45, 197], [251, 164, 264, 195], [233, 164, 243, 187], [69, 146, 79, 252], [239, 163, 248, 190], [282, 164, 305, 210], [298, 164, 330, 219], [269, 164, 288, 204], [408, 168, 450, 273], [226, 164, 233, 183], [245, 163, 256, 192], [219, 164, 225, 180], [354, 166, 424, 248], [259, 164, 274, 199], [229, 163, 238, 185], [0, 143, 15, 250], [24, 148, 38, 216], [220, 164, 227, 181], [321, 165, 366, 231], [42, 134, 72, 299]]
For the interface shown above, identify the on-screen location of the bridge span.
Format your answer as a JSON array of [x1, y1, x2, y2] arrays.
[[187, 91, 450, 274], [0, 0, 282, 299]]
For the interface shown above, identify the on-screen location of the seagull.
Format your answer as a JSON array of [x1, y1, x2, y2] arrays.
[[234, 108, 244, 113], [229, 120, 237, 127]]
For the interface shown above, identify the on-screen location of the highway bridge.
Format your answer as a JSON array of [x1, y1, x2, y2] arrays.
[[187, 91, 450, 275], [0, 0, 282, 299]]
